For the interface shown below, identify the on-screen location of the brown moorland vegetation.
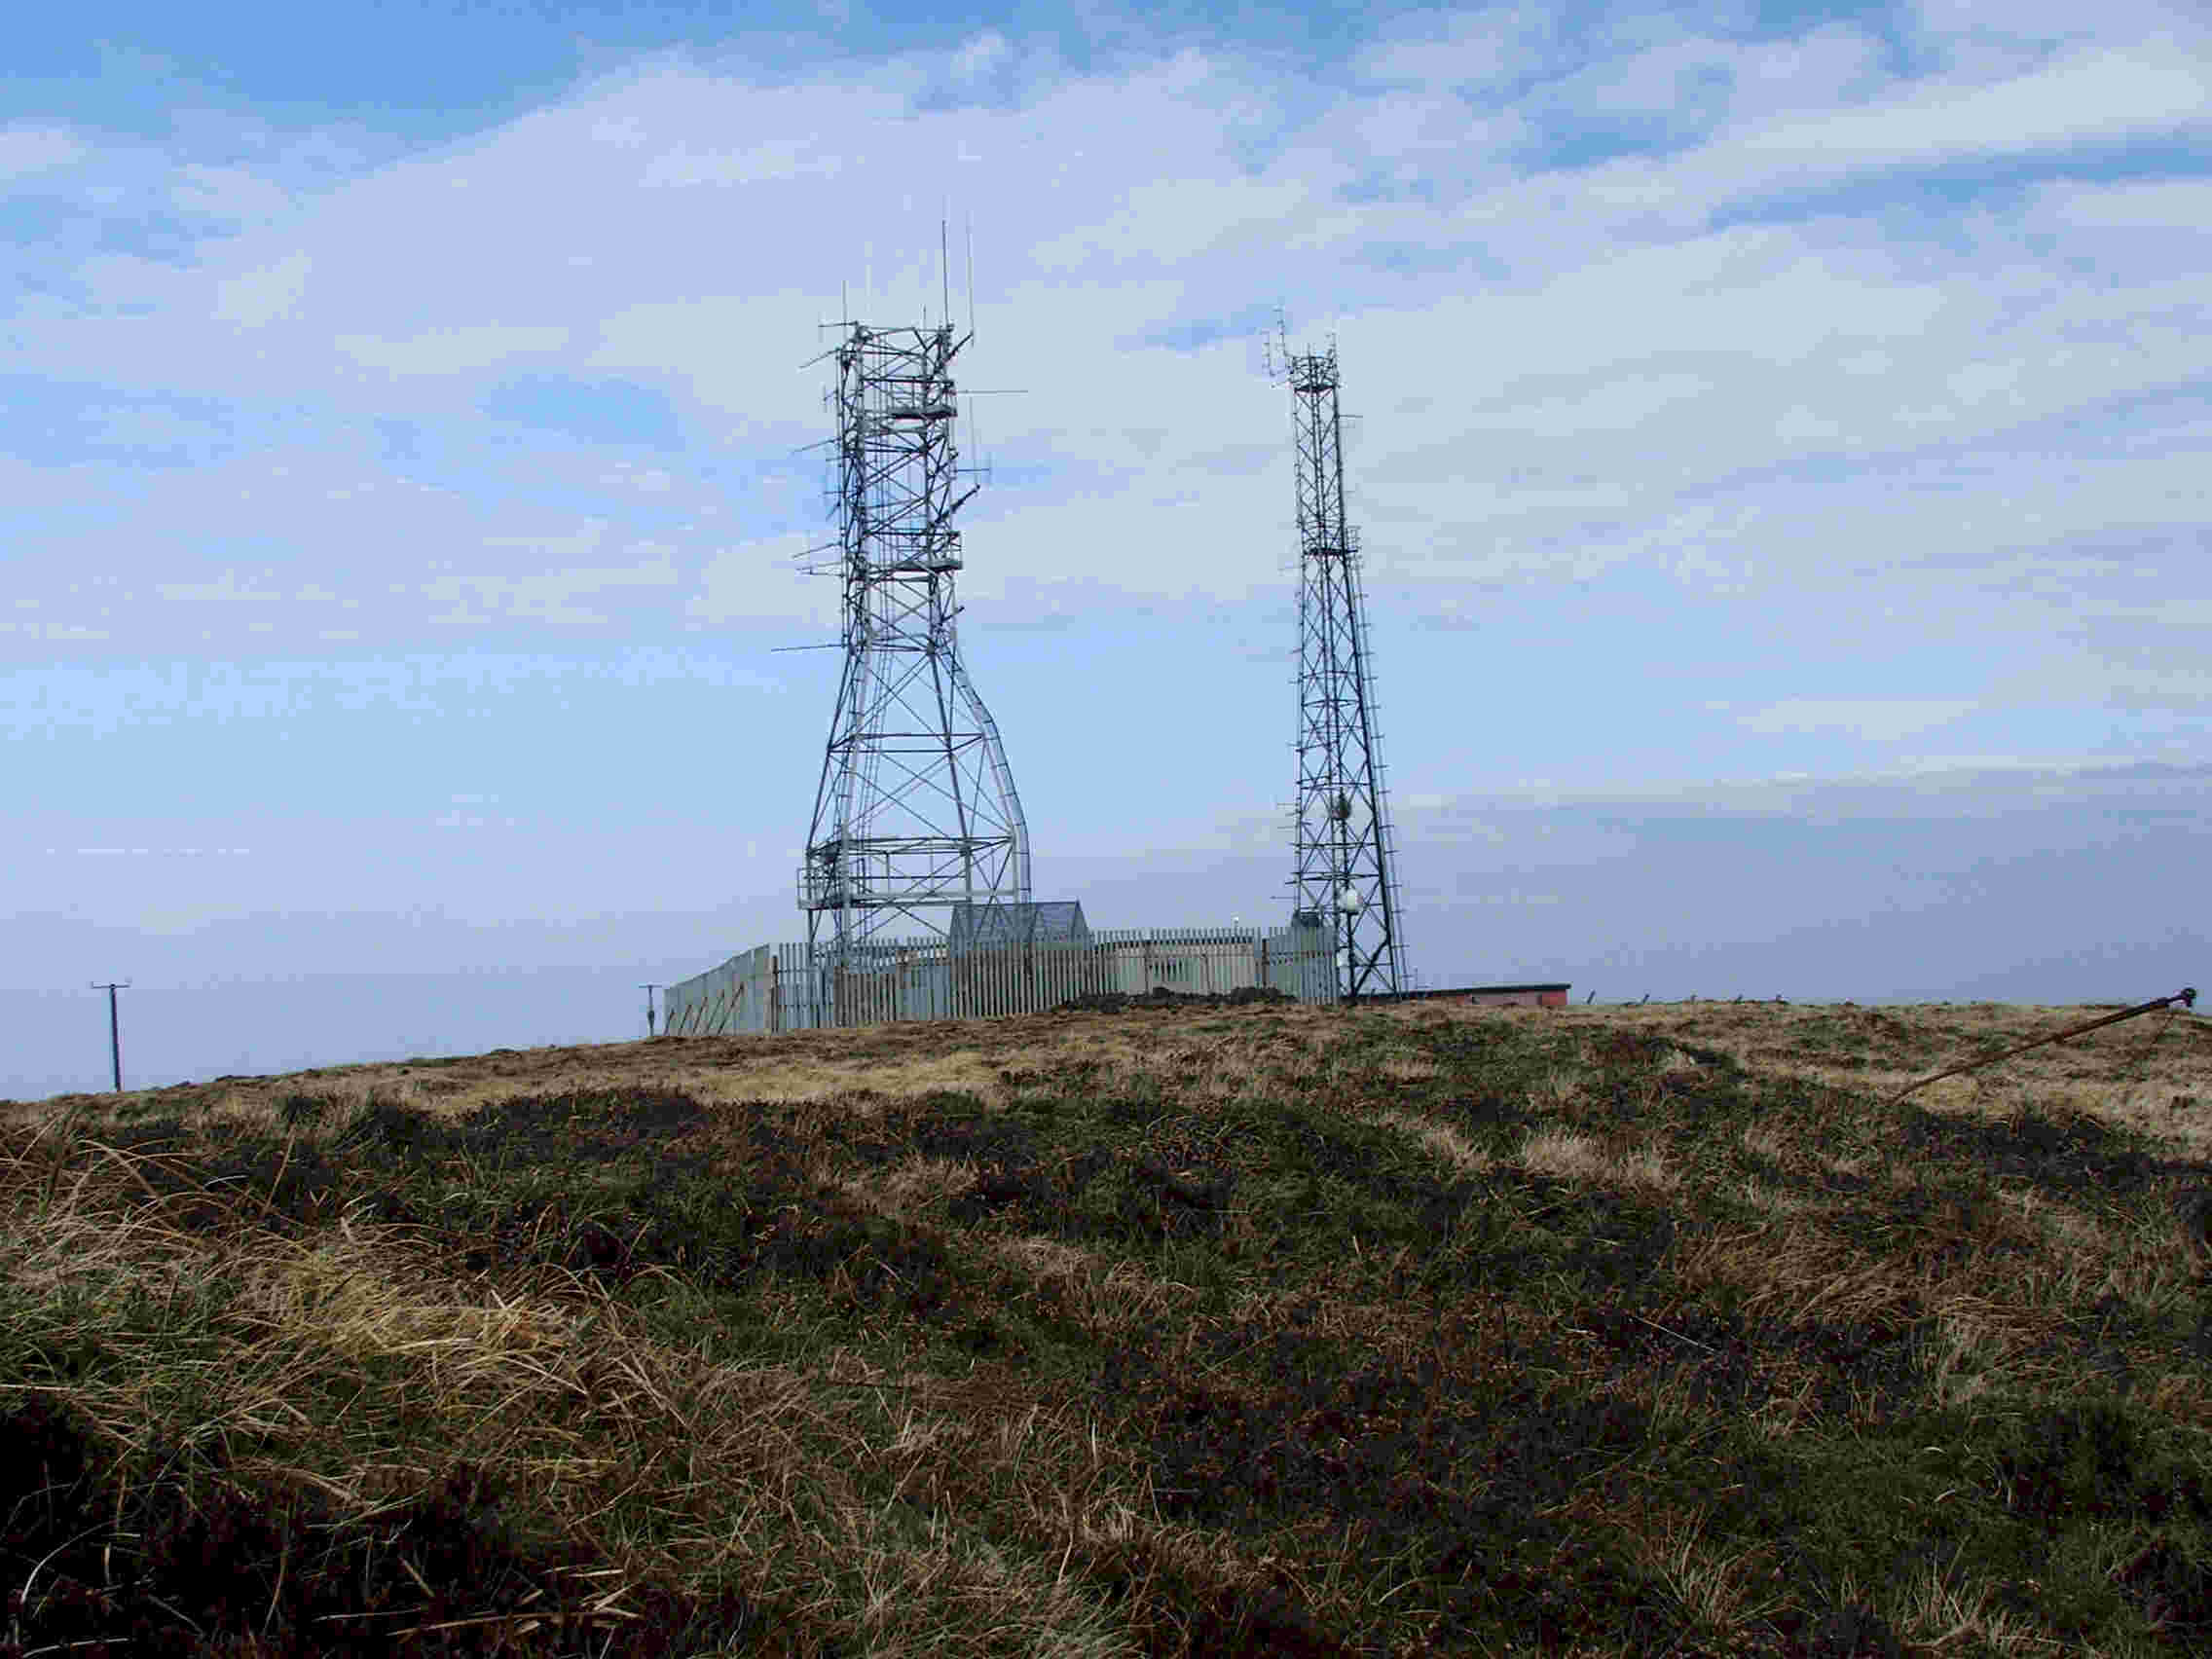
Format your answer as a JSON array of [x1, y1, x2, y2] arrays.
[[3, 994, 2210, 1656]]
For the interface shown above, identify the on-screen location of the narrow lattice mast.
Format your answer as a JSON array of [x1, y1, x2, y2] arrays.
[[1273, 329, 1407, 1001], [798, 314, 1032, 1010]]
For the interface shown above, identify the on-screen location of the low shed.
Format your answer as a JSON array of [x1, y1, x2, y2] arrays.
[[1376, 983, 1573, 1009], [1462, 982, 1571, 1009]]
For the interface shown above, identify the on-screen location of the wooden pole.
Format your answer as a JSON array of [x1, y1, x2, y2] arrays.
[[1888, 988, 2197, 1105]]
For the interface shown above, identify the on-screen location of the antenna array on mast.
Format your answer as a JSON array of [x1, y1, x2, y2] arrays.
[[796, 301, 1033, 1017], [1274, 324, 1408, 1002]]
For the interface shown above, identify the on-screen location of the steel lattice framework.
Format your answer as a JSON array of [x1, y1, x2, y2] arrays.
[[798, 319, 1032, 994], [1277, 335, 1407, 1002]]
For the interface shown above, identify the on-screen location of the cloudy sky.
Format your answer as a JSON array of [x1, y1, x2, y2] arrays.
[[6, 0, 2207, 1098]]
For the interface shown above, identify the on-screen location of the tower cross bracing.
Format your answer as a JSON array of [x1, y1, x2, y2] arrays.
[[1278, 334, 1407, 1002], [799, 318, 1032, 995]]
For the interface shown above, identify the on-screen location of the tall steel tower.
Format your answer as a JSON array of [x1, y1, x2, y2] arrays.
[[1273, 330, 1407, 1002], [798, 316, 1032, 997]]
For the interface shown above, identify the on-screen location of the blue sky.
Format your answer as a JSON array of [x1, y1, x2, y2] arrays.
[[6, 0, 2209, 1097]]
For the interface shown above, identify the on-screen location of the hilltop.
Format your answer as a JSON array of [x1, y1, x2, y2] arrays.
[[4, 997, 2210, 1656]]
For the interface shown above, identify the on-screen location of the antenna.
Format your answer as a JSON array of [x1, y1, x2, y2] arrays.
[[797, 278, 1032, 1026], [940, 215, 951, 333], [1272, 321, 1407, 1004]]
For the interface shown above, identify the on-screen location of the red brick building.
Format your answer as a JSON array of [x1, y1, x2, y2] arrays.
[[1381, 982, 1572, 1009], [1460, 983, 1571, 1009]]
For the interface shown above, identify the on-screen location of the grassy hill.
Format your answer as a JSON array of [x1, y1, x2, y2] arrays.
[[4, 995, 2209, 1656]]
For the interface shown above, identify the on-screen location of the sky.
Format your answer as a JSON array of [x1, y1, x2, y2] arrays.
[[5, 0, 2208, 1098]]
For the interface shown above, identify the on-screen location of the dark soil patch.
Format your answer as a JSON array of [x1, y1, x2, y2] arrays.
[[461, 1088, 710, 1166], [1082, 1539, 1364, 1659], [89, 1091, 720, 1244], [332, 1096, 465, 1159], [1435, 1090, 1539, 1135], [0, 1394, 807, 1658], [1783, 1315, 1929, 1422], [946, 1142, 1233, 1245], [1823, 1176, 2040, 1278], [2110, 1535, 2212, 1648], [102, 1116, 193, 1152], [1099, 1327, 1682, 1650], [1578, 1301, 1773, 1412], [884, 1088, 1248, 1248], [121, 1129, 352, 1238], [1754, 1601, 1906, 1658], [1551, 1187, 1679, 1293], [1894, 1103, 2184, 1200], [1579, 1299, 1929, 1424], [1995, 1396, 2212, 1530], [459, 1155, 971, 1323], [1591, 1031, 1677, 1071], [905, 1095, 1043, 1166]]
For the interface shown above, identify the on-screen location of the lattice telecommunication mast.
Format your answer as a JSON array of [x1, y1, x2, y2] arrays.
[[1272, 329, 1407, 1001], [798, 315, 1032, 1000]]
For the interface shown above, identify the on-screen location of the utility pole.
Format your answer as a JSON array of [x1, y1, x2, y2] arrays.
[[639, 983, 662, 1038], [90, 980, 129, 1092]]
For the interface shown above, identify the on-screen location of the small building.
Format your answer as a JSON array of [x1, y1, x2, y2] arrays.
[[1461, 982, 1571, 1009], [1382, 982, 1572, 1009]]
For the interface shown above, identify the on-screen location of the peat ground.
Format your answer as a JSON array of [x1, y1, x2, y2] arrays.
[[3, 996, 2210, 1655]]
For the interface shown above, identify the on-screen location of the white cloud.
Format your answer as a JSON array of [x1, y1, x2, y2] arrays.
[[0, 125, 86, 182], [588, 293, 826, 427], [1456, 755, 2207, 815], [339, 323, 571, 376], [600, 461, 675, 494], [1728, 49, 2212, 172], [640, 132, 847, 188], [154, 569, 293, 607], [2041, 176, 2212, 231], [174, 163, 295, 226], [685, 532, 821, 626], [215, 251, 312, 327], [421, 528, 681, 626], [1028, 175, 1315, 275], [1906, 0, 2210, 60], [951, 30, 1011, 83], [0, 5, 2202, 760], [1350, 8, 1551, 93], [1738, 699, 1980, 740]]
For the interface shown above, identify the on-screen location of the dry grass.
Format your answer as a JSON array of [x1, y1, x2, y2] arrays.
[[1566, 997, 2212, 1161], [1360, 1107, 1493, 1175], [1518, 1124, 1681, 1195], [0, 1138, 1152, 1655], [4, 994, 2209, 1656]]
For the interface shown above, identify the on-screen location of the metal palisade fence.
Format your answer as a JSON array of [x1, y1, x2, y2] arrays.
[[662, 923, 1341, 1035]]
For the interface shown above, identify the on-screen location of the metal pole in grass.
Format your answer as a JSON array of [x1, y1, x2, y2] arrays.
[[91, 980, 129, 1092], [1888, 987, 2198, 1105], [640, 983, 662, 1037]]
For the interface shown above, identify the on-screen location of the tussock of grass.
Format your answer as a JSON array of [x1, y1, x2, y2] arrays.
[[1359, 1107, 1493, 1175], [1519, 1124, 1681, 1195], [6, 997, 2211, 1655]]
